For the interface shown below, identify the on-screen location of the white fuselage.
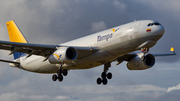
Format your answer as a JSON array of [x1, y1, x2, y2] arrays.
[[12, 20, 165, 73]]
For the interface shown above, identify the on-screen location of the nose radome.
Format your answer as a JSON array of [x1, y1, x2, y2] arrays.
[[153, 25, 165, 36], [158, 25, 165, 35]]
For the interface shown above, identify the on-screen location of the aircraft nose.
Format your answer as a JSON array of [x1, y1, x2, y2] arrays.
[[149, 24, 165, 41], [159, 25, 165, 35], [153, 25, 165, 36]]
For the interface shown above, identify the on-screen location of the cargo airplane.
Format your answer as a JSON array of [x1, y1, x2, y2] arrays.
[[0, 20, 176, 85]]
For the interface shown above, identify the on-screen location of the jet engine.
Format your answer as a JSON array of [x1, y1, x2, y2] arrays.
[[126, 53, 155, 70], [48, 47, 77, 64]]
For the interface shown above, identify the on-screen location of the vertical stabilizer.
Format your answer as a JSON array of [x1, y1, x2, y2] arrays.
[[6, 20, 27, 59]]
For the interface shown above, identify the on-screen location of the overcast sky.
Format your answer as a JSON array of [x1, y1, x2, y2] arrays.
[[0, 0, 180, 101]]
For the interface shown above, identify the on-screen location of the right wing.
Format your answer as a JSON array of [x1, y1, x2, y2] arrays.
[[152, 47, 176, 57], [113, 47, 176, 65]]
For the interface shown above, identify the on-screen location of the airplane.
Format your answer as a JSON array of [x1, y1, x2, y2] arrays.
[[0, 20, 176, 85]]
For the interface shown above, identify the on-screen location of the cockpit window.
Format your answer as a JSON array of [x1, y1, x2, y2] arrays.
[[147, 23, 151, 26], [154, 23, 161, 25], [147, 22, 161, 26]]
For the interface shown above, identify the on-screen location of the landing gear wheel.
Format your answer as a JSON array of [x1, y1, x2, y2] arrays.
[[52, 74, 57, 81], [57, 69, 62, 75], [101, 72, 106, 78], [63, 69, 68, 76], [102, 78, 108, 85], [96, 63, 112, 85], [107, 72, 112, 79], [58, 75, 63, 82], [97, 78, 102, 85], [52, 64, 68, 83]]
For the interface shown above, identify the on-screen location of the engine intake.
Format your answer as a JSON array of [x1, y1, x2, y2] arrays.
[[48, 47, 77, 64], [126, 53, 155, 70]]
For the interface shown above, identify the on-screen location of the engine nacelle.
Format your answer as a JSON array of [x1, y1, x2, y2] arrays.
[[48, 47, 77, 64], [126, 53, 155, 70]]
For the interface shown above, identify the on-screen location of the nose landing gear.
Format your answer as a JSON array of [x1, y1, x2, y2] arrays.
[[141, 47, 149, 53], [141, 47, 149, 61]]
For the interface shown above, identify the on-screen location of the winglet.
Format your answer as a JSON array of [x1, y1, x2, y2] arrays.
[[170, 47, 176, 54]]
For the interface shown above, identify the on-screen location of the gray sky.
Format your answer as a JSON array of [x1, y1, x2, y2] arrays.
[[0, 0, 180, 101]]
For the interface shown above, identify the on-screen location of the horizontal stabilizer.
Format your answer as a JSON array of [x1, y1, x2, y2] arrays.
[[0, 59, 20, 64]]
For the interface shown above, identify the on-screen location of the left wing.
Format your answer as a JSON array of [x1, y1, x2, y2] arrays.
[[0, 40, 99, 59], [0, 40, 57, 56]]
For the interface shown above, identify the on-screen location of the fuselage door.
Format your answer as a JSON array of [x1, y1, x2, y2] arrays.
[[133, 22, 141, 34]]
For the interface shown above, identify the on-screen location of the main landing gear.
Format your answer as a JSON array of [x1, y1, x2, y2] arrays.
[[97, 63, 112, 85], [52, 65, 68, 82]]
